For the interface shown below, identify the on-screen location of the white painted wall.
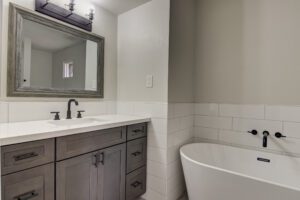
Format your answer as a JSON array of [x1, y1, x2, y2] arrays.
[[0, 0, 118, 101], [195, 0, 300, 105], [117, 0, 170, 102]]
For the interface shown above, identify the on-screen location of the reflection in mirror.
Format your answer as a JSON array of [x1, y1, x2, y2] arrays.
[[21, 19, 98, 91]]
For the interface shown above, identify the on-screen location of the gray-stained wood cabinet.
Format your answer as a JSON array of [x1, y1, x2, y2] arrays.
[[1, 123, 147, 200]]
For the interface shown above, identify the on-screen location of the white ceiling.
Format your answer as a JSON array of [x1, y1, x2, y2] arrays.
[[91, 0, 151, 15]]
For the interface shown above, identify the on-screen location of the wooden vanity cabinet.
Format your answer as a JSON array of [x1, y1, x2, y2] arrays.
[[1, 123, 148, 200], [56, 144, 126, 200]]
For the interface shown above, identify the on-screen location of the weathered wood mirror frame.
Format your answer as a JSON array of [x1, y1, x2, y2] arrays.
[[7, 3, 104, 98]]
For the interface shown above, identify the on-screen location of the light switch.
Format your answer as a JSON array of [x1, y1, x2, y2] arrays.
[[146, 75, 153, 88]]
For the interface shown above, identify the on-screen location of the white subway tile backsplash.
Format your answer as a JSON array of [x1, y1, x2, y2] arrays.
[[194, 103, 300, 156], [117, 101, 135, 115], [147, 160, 167, 180], [194, 127, 219, 140], [8, 102, 66, 122], [148, 146, 167, 164], [194, 116, 232, 129], [219, 130, 262, 148], [0, 102, 8, 123], [220, 104, 265, 119], [147, 174, 167, 195], [194, 103, 218, 116], [283, 122, 300, 138], [8, 101, 111, 122], [268, 137, 300, 155], [168, 103, 193, 118], [148, 118, 168, 135], [133, 102, 168, 118], [148, 131, 167, 149], [266, 106, 300, 122], [233, 118, 282, 133]]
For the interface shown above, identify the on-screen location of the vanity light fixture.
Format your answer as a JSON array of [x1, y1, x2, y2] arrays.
[[88, 9, 95, 21], [65, 0, 75, 12], [35, 0, 93, 31]]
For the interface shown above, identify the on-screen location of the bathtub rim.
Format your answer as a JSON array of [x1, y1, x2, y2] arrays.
[[180, 142, 300, 192]]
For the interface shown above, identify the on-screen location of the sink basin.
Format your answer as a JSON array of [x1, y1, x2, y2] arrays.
[[48, 118, 105, 126]]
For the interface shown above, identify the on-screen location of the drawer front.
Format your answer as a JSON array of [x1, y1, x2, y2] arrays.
[[126, 138, 147, 173], [2, 164, 54, 200], [126, 167, 146, 200], [1, 139, 55, 175], [56, 127, 126, 160], [127, 123, 147, 141]]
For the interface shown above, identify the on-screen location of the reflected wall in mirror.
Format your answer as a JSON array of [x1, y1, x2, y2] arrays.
[[8, 3, 104, 98]]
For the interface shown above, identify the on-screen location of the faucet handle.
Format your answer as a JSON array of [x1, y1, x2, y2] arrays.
[[50, 112, 60, 120], [275, 132, 287, 138], [77, 110, 85, 118], [247, 130, 258, 135]]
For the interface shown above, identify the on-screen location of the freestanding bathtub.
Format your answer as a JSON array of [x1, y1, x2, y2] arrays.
[[180, 143, 300, 200]]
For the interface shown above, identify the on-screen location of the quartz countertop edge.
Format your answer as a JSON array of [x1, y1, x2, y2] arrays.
[[0, 115, 151, 146]]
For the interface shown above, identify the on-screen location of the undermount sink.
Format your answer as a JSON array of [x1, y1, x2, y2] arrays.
[[48, 118, 105, 126]]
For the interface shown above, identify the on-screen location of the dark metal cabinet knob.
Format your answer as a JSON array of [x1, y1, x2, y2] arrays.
[[275, 132, 287, 138], [247, 130, 258, 135]]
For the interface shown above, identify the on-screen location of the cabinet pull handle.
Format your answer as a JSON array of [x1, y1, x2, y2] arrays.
[[14, 190, 38, 200], [131, 181, 142, 188], [132, 129, 142, 133], [99, 152, 104, 165], [93, 153, 100, 167], [94, 152, 104, 167], [14, 152, 39, 161], [131, 151, 142, 157]]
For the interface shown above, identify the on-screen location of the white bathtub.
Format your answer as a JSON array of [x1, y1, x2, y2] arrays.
[[180, 143, 300, 200]]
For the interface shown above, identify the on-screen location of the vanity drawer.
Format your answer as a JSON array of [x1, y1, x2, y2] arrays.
[[1, 139, 55, 175], [127, 138, 147, 173], [126, 167, 146, 200], [127, 123, 147, 141], [56, 127, 126, 160], [2, 163, 54, 200]]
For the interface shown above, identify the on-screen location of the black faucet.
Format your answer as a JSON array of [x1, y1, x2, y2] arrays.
[[66, 99, 79, 119], [262, 131, 269, 148]]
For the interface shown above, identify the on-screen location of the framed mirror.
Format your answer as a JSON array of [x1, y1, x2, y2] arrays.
[[7, 3, 104, 98]]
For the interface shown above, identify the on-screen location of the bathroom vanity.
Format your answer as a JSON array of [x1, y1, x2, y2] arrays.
[[0, 116, 149, 200]]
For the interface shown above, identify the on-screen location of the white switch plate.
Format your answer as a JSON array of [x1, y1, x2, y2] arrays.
[[146, 75, 153, 88]]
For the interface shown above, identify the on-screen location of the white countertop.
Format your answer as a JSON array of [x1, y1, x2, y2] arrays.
[[0, 115, 151, 146]]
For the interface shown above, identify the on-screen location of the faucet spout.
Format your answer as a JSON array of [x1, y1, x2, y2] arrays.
[[262, 131, 269, 148], [67, 99, 79, 119]]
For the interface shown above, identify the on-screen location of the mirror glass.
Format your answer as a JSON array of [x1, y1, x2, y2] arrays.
[[21, 19, 98, 91], [8, 4, 104, 98]]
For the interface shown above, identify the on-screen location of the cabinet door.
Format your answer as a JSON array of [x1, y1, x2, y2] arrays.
[[2, 164, 54, 200], [97, 144, 126, 200], [56, 152, 98, 200]]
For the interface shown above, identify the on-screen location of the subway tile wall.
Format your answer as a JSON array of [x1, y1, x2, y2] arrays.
[[194, 104, 300, 156], [0, 101, 116, 122], [117, 102, 194, 200], [4, 101, 300, 199]]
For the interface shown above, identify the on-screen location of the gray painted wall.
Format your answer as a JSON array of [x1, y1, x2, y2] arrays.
[[195, 0, 300, 105], [52, 42, 86, 90], [168, 0, 196, 103]]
